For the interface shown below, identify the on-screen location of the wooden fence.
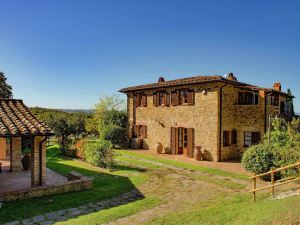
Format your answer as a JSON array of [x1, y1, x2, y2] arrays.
[[249, 162, 300, 202]]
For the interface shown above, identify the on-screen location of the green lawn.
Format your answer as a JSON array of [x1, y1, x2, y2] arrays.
[[0, 145, 151, 224], [146, 193, 300, 225], [58, 197, 162, 225], [1, 147, 299, 225], [117, 150, 249, 180]]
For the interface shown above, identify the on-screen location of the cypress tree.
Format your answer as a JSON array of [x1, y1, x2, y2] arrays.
[[287, 88, 295, 116]]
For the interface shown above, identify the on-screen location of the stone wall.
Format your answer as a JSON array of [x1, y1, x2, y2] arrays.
[[0, 137, 6, 160], [31, 136, 47, 187], [127, 82, 288, 162], [220, 85, 281, 161], [0, 175, 93, 202], [11, 137, 22, 172], [128, 82, 221, 161]]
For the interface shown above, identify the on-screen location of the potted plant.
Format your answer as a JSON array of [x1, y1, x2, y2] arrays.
[[21, 147, 31, 170]]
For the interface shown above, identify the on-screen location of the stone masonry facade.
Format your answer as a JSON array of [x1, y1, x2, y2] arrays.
[[121, 74, 294, 162]]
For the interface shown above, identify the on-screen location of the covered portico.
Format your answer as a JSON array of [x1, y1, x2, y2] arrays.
[[0, 99, 52, 188]]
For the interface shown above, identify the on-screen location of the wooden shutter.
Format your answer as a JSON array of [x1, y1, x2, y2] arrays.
[[252, 132, 260, 145], [187, 91, 194, 105], [143, 126, 147, 139], [171, 127, 177, 155], [187, 128, 194, 158], [136, 125, 141, 138], [153, 93, 157, 106], [133, 125, 137, 138], [141, 94, 147, 107], [171, 91, 179, 106], [135, 94, 141, 107], [163, 93, 168, 106], [166, 93, 170, 106]]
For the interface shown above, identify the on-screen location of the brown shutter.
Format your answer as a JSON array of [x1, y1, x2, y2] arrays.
[[136, 94, 141, 107], [153, 92, 157, 106], [143, 126, 147, 139], [136, 125, 140, 138], [166, 93, 170, 106], [187, 128, 194, 158], [144, 95, 147, 107], [133, 125, 137, 138], [141, 94, 147, 107], [163, 93, 167, 106], [134, 95, 138, 107], [141, 95, 144, 107], [187, 91, 194, 105], [171, 91, 178, 106], [171, 127, 177, 155]]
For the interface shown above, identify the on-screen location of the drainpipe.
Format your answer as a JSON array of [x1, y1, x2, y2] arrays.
[[218, 83, 228, 162], [39, 136, 48, 186]]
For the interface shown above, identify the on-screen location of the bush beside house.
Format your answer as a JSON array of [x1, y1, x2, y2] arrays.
[[242, 118, 300, 180]]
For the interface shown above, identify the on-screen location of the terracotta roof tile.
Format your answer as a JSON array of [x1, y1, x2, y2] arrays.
[[119, 75, 290, 96], [0, 99, 53, 137]]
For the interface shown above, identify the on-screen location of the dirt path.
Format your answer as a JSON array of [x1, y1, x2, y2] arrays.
[[106, 156, 249, 225]]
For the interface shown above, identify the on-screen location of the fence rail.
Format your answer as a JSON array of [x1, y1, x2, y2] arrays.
[[249, 162, 300, 203]]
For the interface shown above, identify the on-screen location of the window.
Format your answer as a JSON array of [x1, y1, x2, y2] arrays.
[[135, 93, 147, 107], [268, 95, 279, 106], [134, 125, 147, 139], [238, 92, 258, 105], [154, 92, 169, 106], [158, 92, 164, 105], [231, 129, 237, 145], [244, 131, 260, 147], [223, 131, 230, 147], [172, 90, 194, 106], [179, 90, 189, 104]]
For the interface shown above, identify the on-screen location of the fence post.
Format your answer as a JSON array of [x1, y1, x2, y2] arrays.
[[298, 164, 300, 197], [253, 173, 256, 203], [271, 170, 275, 197]]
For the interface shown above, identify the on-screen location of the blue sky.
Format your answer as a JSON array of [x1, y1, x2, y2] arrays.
[[0, 0, 299, 111]]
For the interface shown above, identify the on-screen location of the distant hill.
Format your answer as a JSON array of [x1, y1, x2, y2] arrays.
[[58, 109, 94, 114]]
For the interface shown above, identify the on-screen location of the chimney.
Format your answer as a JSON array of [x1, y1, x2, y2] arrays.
[[158, 77, 165, 82], [273, 82, 281, 91], [226, 72, 237, 81]]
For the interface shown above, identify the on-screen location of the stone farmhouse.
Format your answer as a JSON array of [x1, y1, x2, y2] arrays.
[[120, 73, 294, 162]]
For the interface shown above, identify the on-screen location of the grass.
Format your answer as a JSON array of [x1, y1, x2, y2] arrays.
[[116, 153, 246, 190], [117, 150, 249, 180], [1, 146, 299, 224], [57, 197, 163, 225], [0, 145, 150, 224], [146, 193, 300, 225]]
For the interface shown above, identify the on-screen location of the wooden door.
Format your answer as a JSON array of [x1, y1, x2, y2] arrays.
[[177, 128, 188, 155], [187, 128, 194, 158]]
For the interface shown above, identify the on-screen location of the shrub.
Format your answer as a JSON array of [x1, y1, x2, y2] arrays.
[[242, 118, 300, 180], [100, 124, 128, 148], [83, 138, 114, 169], [272, 146, 300, 178], [241, 144, 276, 180]]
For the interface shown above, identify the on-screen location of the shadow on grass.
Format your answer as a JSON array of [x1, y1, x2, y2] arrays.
[[0, 152, 145, 224]]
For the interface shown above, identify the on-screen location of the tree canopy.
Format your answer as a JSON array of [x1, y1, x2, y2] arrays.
[[0, 72, 13, 98]]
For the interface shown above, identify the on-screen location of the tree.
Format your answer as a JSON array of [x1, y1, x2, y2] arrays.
[[242, 118, 300, 180], [287, 88, 295, 117], [92, 95, 128, 147], [0, 72, 13, 98]]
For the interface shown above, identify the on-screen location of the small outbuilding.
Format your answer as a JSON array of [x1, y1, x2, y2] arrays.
[[0, 98, 53, 187]]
